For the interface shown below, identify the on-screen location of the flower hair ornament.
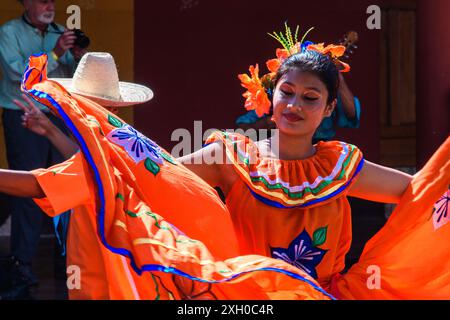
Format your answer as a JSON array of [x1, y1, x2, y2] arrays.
[[238, 23, 350, 117]]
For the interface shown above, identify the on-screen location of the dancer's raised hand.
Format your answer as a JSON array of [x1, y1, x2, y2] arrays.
[[14, 94, 57, 136]]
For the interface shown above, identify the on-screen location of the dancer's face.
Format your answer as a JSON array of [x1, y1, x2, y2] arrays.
[[272, 70, 335, 138]]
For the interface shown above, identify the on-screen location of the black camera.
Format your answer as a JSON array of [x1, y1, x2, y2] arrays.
[[72, 29, 90, 49], [51, 27, 90, 49]]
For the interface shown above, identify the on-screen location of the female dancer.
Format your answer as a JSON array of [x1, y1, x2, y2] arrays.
[[177, 27, 450, 299], [14, 29, 450, 299]]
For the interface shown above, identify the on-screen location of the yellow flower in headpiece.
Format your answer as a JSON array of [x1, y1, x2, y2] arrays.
[[238, 64, 271, 117], [307, 43, 351, 72]]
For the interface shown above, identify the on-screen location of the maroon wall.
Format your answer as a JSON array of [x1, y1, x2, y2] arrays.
[[134, 0, 384, 161], [416, 0, 450, 167]]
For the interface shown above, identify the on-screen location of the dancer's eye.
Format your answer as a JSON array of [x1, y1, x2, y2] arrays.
[[280, 89, 293, 96]]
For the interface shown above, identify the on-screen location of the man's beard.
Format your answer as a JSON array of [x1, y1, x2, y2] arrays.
[[37, 11, 55, 24]]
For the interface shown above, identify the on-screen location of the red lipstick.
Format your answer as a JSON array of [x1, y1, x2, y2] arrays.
[[282, 112, 304, 122]]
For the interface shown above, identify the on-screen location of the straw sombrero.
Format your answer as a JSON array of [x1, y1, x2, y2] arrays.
[[52, 52, 153, 107]]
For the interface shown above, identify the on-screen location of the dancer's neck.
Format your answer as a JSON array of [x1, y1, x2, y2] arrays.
[[269, 131, 316, 160]]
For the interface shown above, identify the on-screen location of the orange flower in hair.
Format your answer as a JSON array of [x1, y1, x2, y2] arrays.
[[307, 43, 351, 72], [307, 43, 345, 57], [238, 64, 272, 117], [266, 48, 290, 74]]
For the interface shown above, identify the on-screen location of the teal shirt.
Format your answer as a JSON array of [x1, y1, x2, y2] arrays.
[[0, 17, 76, 110], [235, 96, 361, 141]]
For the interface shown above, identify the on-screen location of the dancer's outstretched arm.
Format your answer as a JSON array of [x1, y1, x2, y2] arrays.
[[179, 141, 413, 204], [348, 160, 412, 204], [180, 145, 414, 204], [0, 169, 44, 198]]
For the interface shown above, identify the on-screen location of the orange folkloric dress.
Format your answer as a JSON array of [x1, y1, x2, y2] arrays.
[[22, 54, 334, 300], [205, 130, 450, 299], [22, 54, 450, 300]]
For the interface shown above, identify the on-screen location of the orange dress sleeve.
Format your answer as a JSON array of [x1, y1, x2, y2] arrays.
[[31, 152, 92, 217]]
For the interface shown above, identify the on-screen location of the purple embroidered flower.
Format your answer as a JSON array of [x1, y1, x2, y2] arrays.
[[270, 229, 327, 279], [107, 124, 163, 165], [433, 189, 449, 231]]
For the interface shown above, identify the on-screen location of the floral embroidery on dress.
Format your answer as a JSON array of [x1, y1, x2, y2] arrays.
[[270, 228, 327, 279], [106, 115, 177, 175], [107, 124, 164, 165], [432, 188, 449, 231]]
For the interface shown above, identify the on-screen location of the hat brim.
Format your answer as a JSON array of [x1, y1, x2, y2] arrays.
[[50, 78, 154, 107]]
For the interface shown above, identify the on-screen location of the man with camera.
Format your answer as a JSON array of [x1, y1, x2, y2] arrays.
[[0, 0, 89, 292]]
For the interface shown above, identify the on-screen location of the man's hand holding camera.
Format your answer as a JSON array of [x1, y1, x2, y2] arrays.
[[53, 29, 89, 61], [53, 30, 76, 58]]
